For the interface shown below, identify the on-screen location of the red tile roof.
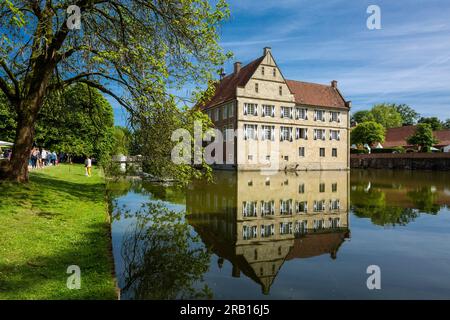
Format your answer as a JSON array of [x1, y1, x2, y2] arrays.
[[434, 129, 450, 147], [200, 56, 349, 110], [285, 80, 348, 109], [201, 56, 265, 110], [383, 125, 450, 148], [383, 125, 417, 148]]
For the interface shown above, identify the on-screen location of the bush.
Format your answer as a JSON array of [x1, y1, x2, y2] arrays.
[[351, 149, 369, 154], [371, 147, 405, 154]]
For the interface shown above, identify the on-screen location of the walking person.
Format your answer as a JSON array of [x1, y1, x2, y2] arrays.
[[85, 156, 92, 177]]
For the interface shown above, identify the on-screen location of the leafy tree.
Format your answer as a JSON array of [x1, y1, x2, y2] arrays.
[[444, 119, 450, 129], [394, 104, 420, 126], [370, 104, 403, 128], [1, 84, 114, 165], [0, 0, 230, 182], [112, 126, 132, 156], [131, 103, 213, 182], [351, 121, 385, 146], [351, 110, 374, 124], [407, 123, 438, 151], [418, 117, 444, 131]]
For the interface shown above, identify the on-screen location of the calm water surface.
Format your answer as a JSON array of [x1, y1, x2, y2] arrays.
[[108, 170, 450, 299]]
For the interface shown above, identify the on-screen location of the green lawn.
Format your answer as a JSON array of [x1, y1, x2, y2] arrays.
[[0, 164, 117, 299]]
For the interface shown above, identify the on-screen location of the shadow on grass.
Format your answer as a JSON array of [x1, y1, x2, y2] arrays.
[[0, 222, 116, 300], [2, 173, 106, 210]]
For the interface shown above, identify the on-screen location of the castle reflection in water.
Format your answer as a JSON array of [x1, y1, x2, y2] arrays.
[[186, 171, 350, 294]]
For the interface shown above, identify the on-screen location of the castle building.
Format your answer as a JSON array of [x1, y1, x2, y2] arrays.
[[200, 47, 351, 171]]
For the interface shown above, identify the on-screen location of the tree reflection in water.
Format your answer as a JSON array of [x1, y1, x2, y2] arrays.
[[117, 202, 212, 299]]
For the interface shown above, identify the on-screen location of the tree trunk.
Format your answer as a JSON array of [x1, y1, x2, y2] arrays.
[[6, 102, 39, 182]]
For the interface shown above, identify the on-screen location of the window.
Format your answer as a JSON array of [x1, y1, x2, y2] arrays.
[[213, 108, 219, 121], [314, 110, 326, 121], [330, 130, 340, 141], [299, 183, 305, 194], [313, 219, 325, 229], [222, 105, 228, 119], [319, 183, 325, 193], [244, 124, 258, 140], [255, 83, 259, 93], [320, 148, 325, 157], [266, 155, 270, 161], [280, 126, 293, 141], [261, 125, 275, 141], [330, 199, 341, 211], [281, 106, 293, 118], [273, 68, 276, 77], [243, 103, 258, 116], [261, 201, 275, 216], [262, 104, 275, 117], [284, 156, 289, 161], [299, 147, 305, 157], [261, 224, 275, 238], [314, 129, 326, 140], [229, 103, 234, 117], [329, 111, 341, 123], [296, 108, 308, 120], [295, 128, 308, 140], [280, 199, 293, 215], [242, 201, 257, 217], [243, 225, 258, 240], [280, 222, 293, 235], [295, 220, 308, 235], [332, 183, 338, 192], [329, 217, 340, 228], [279, 86, 282, 95], [332, 148, 337, 157], [295, 201, 308, 213], [261, 66, 265, 76], [313, 200, 326, 212], [248, 155, 253, 161]]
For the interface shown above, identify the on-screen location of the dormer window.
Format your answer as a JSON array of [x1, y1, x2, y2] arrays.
[[255, 83, 259, 93], [279, 86, 282, 95], [261, 67, 265, 76], [273, 68, 276, 77]]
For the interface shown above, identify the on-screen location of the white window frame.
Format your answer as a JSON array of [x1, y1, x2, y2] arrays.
[[262, 104, 275, 117], [243, 103, 258, 116], [296, 108, 308, 120], [280, 126, 293, 142], [244, 124, 258, 140]]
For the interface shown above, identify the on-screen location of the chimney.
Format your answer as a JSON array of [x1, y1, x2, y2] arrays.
[[234, 61, 242, 74], [331, 80, 338, 88], [263, 47, 271, 56]]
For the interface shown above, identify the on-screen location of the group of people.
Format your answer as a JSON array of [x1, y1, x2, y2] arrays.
[[29, 148, 58, 169]]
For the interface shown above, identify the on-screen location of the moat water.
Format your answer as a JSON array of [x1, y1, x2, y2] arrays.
[[107, 170, 450, 299]]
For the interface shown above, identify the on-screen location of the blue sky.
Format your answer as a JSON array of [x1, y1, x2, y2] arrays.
[[113, 0, 450, 125]]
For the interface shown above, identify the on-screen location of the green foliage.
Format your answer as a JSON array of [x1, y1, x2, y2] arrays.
[[371, 147, 405, 154], [131, 101, 213, 183], [1, 0, 231, 181], [113, 201, 211, 299], [407, 123, 438, 151], [0, 93, 16, 141], [351, 121, 385, 146], [444, 119, 450, 129], [394, 104, 420, 126], [351, 110, 374, 124], [350, 148, 369, 154], [112, 126, 132, 156], [1, 85, 115, 165], [418, 117, 444, 131], [370, 104, 403, 129]]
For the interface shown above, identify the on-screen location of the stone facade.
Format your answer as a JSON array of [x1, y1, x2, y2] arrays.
[[202, 47, 351, 171]]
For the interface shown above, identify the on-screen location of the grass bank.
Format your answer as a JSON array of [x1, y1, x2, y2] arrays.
[[0, 164, 117, 299]]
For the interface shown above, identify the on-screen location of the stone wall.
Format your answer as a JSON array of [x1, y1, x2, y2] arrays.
[[351, 153, 450, 170]]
